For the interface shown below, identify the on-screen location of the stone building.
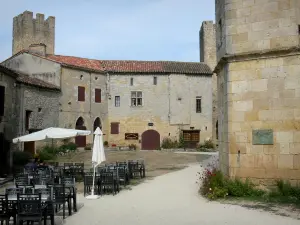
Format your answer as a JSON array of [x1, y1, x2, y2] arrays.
[[0, 64, 60, 175], [200, 21, 218, 144], [2, 11, 215, 150], [214, 0, 300, 184]]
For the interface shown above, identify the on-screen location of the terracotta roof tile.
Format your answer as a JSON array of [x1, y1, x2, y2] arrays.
[[0, 65, 60, 91], [46, 55, 212, 75], [16, 73, 60, 90]]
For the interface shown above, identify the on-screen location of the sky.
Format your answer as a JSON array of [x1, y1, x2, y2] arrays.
[[0, 0, 215, 62]]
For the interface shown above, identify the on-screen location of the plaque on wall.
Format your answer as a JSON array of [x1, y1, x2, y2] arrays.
[[252, 129, 273, 145], [148, 123, 154, 126], [125, 133, 139, 140]]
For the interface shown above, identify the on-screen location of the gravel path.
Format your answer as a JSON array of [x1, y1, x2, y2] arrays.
[[64, 163, 299, 225]]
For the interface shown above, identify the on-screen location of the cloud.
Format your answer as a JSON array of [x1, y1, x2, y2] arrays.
[[0, 0, 215, 62]]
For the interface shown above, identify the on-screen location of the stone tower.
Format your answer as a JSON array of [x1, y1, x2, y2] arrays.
[[200, 21, 218, 143], [12, 11, 55, 55], [215, 0, 300, 185]]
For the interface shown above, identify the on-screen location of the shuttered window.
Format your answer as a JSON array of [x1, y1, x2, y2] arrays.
[[95, 88, 101, 103], [196, 97, 202, 113], [78, 86, 85, 102], [0, 86, 5, 116], [110, 122, 119, 134]]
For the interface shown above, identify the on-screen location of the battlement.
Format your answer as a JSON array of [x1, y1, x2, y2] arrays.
[[12, 11, 55, 55]]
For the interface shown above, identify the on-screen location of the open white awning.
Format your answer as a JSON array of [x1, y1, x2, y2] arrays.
[[13, 127, 91, 143]]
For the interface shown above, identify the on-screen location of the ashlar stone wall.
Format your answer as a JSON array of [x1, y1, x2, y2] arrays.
[[222, 56, 300, 185]]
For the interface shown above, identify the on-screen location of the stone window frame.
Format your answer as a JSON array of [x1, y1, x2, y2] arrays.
[[196, 96, 202, 113], [25, 110, 33, 130], [131, 91, 143, 107], [78, 86, 85, 102], [115, 96, 120, 107], [130, 77, 134, 86], [95, 88, 101, 103], [110, 122, 120, 134], [153, 76, 157, 85]]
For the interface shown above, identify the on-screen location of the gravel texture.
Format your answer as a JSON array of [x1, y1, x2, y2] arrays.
[[64, 161, 299, 225]]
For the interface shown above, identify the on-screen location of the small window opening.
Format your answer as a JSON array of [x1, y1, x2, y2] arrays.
[[80, 75, 83, 80], [130, 77, 133, 86], [38, 108, 42, 112]]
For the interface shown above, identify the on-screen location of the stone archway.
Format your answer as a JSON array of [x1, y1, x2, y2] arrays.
[[75, 117, 87, 147], [141, 130, 160, 150], [93, 117, 102, 131]]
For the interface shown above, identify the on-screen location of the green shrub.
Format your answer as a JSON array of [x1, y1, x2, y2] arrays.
[[128, 144, 137, 150], [84, 144, 92, 150], [60, 142, 77, 151], [13, 151, 32, 166], [199, 168, 265, 200], [104, 141, 108, 146], [178, 133, 185, 148], [161, 137, 178, 149], [39, 150, 56, 161]]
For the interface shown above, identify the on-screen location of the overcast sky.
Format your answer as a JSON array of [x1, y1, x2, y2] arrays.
[[0, 0, 215, 62]]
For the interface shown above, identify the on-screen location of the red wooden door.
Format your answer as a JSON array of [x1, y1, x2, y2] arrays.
[[75, 126, 87, 147], [141, 130, 160, 150]]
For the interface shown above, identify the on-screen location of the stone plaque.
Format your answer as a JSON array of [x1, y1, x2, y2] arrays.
[[252, 129, 273, 145], [125, 133, 139, 140]]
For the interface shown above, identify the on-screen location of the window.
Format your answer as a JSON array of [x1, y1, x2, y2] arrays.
[[111, 122, 119, 134], [130, 77, 133, 86], [153, 76, 157, 85], [78, 86, 85, 102], [0, 86, 5, 116], [115, 96, 120, 107], [95, 88, 101, 103], [131, 91, 143, 106], [196, 97, 202, 113], [25, 110, 32, 130], [218, 19, 223, 48]]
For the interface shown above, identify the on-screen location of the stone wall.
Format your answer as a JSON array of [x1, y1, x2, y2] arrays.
[[215, 0, 300, 184], [59, 67, 108, 145], [225, 56, 300, 185], [108, 74, 212, 148], [0, 72, 18, 141], [217, 0, 299, 56], [200, 21, 218, 143], [13, 11, 55, 55], [2, 52, 61, 87], [17, 84, 60, 150]]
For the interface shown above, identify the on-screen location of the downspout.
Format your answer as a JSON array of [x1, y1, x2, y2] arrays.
[[89, 72, 92, 115]]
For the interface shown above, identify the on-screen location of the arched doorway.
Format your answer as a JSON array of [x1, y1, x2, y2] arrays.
[[216, 120, 218, 140], [75, 117, 87, 147], [93, 117, 102, 131], [141, 130, 160, 150]]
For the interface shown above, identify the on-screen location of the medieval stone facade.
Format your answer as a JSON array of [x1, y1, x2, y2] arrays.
[[0, 65, 60, 174], [215, 0, 300, 185], [1, 11, 215, 150]]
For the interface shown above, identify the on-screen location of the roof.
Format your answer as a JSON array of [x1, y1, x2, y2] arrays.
[[0, 65, 60, 91], [46, 55, 213, 75]]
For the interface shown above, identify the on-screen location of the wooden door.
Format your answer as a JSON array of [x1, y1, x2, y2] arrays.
[[141, 130, 160, 150], [24, 141, 35, 155], [75, 125, 87, 147]]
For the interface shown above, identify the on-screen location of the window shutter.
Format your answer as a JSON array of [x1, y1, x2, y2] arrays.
[[0, 86, 5, 116], [95, 88, 101, 103], [110, 122, 119, 134], [78, 86, 85, 101]]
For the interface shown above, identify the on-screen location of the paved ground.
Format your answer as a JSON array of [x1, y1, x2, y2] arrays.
[[64, 160, 299, 225]]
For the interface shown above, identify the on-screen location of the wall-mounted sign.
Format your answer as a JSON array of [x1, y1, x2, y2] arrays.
[[252, 129, 273, 145], [125, 133, 139, 140], [148, 122, 154, 126]]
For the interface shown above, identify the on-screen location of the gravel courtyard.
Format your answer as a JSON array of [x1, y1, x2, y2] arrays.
[[63, 156, 300, 225]]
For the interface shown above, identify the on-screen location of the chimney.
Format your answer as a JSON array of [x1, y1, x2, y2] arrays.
[[28, 43, 47, 56]]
